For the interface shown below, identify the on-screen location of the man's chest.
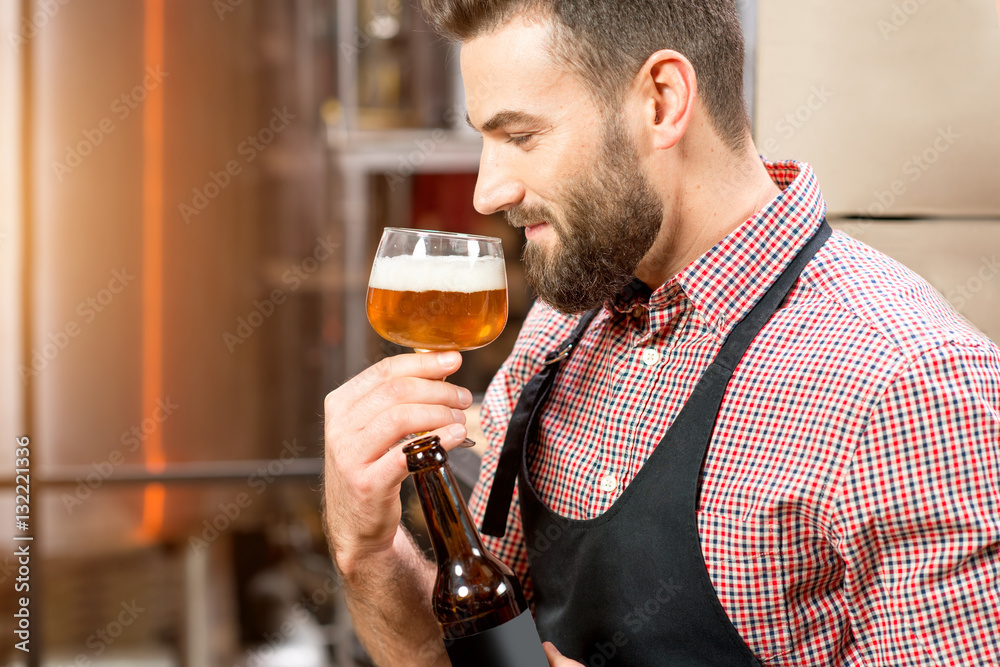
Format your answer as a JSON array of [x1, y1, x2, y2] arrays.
[[529, 301, 883, 515], [520, 303, 893, 662]]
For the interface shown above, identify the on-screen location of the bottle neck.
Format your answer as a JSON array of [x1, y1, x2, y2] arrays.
[[412, 461, 488, 564]]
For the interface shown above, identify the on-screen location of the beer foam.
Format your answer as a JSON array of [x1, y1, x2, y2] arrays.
[[369, 255, 506, 293]]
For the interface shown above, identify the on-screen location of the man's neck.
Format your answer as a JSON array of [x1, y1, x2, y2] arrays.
[[635, 137, 781, 289]]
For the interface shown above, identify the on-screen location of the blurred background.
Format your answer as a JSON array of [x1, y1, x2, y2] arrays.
[[0, 0, 997, 665]]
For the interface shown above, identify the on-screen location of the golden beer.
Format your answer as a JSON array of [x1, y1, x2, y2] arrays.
[[367, 287, 507, 350]]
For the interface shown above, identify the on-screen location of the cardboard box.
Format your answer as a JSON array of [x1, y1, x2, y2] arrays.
[[757, 1, 1000, 217], [831, 219, 1000, 343]]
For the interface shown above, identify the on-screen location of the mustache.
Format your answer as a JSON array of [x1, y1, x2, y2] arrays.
[[504, 204, 559, 229]]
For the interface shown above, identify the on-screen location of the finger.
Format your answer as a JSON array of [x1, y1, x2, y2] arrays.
[[350, 375, 473, 426], [359, 444, 412, 497], [543, 642, 563, 665], [412, 422, 470, 451], [331, 352, 463, 406], [365, 422, 469, 489], [426, 422, 472, 453], [358, 404, 467, 462]]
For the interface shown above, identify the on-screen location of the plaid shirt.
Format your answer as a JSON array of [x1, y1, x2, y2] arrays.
[[470, 160, 1000, 665]]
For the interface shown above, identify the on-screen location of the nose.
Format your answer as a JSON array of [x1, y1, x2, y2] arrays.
[[473, 143, 525, 216]]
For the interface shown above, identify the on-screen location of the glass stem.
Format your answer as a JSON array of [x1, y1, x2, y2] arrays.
[[406, 349, 475, 448]]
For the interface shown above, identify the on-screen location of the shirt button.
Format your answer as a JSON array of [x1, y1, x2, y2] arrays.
[[599, 474, 618, 493], [640, 348, 660, 366], [630, 306, 644, 319]]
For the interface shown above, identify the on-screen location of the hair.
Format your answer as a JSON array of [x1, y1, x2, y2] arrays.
[[421, 0, 750, 152]]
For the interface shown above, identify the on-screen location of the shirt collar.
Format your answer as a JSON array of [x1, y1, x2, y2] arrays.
[[608, 159, 827, 340]]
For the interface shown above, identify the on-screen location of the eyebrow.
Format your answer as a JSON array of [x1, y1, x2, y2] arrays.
[[465, 109, 547, 134]]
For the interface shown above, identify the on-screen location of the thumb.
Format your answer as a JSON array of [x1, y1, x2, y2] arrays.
[[543, 642, 584, 666], [543, 641, 563, 662]]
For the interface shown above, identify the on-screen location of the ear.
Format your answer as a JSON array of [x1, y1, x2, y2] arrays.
[[637, 49, 697, 150]]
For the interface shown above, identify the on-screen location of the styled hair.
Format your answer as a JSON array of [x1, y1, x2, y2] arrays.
[[421, 0, 750, 152]]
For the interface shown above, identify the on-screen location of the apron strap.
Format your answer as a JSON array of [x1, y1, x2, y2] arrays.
[[713, 221, 832, 371], [481, 307, 601, 537]]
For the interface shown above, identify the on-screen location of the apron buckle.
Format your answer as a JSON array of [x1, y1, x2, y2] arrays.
[[543, 344, 573, 366]]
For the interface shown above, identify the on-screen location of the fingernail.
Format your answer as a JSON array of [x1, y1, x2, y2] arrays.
[[448, 423, 466, 439], [450, 408, 467, 424], [438, 351, 460, 368], [458, 387, 473, 407]]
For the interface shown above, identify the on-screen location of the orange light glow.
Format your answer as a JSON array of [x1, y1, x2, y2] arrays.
[[138, 483, 167, 541], [139, 0, 166, 542]]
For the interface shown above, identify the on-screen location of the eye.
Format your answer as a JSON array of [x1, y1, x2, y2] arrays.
[[507, 134, 533, 147]]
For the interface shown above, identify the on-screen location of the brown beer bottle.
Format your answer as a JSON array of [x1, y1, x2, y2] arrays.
[[404, 434, 548, 666]]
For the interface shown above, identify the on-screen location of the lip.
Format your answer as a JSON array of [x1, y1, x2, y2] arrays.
[[524, 222, 550, 241]]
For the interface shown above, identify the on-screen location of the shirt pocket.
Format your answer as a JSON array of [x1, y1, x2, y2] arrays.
[[698, 511, 792, 662]]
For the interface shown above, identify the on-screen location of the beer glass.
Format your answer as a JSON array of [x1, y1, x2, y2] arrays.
[[367, 227, 508, 445], [367, 228, 508, 352]]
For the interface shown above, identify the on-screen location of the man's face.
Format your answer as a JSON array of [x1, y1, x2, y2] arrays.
[[462, 17, 664, 313]]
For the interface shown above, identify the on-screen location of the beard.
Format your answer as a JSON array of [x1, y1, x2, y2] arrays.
[[507, 116, 664, 314]]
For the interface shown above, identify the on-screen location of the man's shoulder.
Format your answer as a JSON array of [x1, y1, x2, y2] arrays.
[[520, 299, 584, 343], [800, 229, 997, 365], [480, 300, 588, 427], [499, 300, 583, 379]]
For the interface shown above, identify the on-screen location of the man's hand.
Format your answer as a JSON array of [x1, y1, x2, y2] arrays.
[[544, 642, 585, 666], [323, 351, 472, 575]]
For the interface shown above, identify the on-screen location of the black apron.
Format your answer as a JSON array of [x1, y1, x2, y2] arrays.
[[482, 221, 831, 665]]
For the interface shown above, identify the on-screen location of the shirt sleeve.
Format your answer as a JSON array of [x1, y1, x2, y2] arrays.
[[831, 341, 1000, 665]]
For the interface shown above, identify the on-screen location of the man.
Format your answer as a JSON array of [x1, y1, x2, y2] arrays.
[[323, 1, 1000, 665]]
